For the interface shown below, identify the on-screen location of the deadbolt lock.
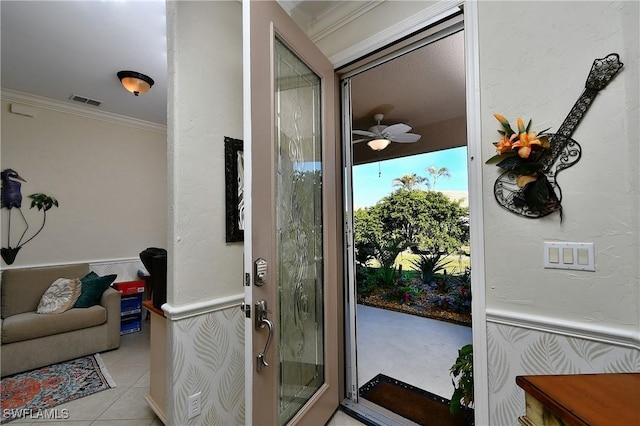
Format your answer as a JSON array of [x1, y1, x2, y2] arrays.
[[254, 258, 267, 286]]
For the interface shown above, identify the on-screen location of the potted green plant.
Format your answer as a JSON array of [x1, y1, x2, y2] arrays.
[[450, 343, 473, 415]]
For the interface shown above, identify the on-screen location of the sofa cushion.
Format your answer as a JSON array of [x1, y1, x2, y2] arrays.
[[1, 305, 106, 344], [1, 264, 90, 319], [74, 273, 117, 308], [36, 278, 82, 314]]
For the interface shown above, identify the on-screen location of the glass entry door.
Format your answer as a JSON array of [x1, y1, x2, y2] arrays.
[[243, 1, 339, 425], [274, 36, 325, 424]]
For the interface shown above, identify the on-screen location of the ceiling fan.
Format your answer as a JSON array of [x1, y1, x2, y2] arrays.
[[352, 113, 421, 151]]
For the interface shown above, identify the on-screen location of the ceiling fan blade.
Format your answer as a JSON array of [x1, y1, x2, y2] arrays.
[[352, 129, 376, 137], [352, 138, 371, 144], [390, 133, 421, 143], [382, 123, 411, 136]]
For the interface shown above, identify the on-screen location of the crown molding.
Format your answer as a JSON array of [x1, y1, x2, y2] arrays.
[[329, 1, 462, 68], [1, 88, 167, 134], [307, 1, 382, 43]]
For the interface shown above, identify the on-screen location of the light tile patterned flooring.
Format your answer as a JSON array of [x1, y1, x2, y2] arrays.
[[13, 324, 160, 426], [11, 319, 363, 426], [10, 306, 467, 426]]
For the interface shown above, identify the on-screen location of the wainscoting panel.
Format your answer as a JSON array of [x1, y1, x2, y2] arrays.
[[90, 258, 144, 282], [167, 304, 245, 425], [487, 321, 640, 426]]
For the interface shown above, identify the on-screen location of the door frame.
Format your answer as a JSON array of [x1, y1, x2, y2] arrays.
[[336, 1, 488, 424]]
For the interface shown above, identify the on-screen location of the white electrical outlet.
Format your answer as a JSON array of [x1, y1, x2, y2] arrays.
[[188, 392, 201, 419]]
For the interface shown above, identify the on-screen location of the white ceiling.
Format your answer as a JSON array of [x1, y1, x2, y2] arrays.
[[348, 29, 466, 163], [351, 30, 465, 135], [1, 0, 168, 125], [1, 0, 466, 150]]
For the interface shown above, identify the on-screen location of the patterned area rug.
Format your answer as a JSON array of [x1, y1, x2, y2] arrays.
[[1, 354, 116, 423], [360, 374, 474, 426]]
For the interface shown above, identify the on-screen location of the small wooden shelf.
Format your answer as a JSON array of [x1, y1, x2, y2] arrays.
[[143, 300, 167, 424], [142, 300, 165, 317], [516, 373, 640, 426]]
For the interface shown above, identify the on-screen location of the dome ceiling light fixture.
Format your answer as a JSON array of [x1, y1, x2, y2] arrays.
[[367, 138, 391, 151], [117, 70, 154, 96]]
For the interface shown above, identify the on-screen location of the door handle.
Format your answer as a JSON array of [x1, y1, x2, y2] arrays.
[[255, 300, 273, 372]]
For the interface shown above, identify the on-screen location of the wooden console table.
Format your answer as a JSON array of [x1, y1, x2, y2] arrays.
[[142, 300, 167, 425], [516, 373, 640, 426]]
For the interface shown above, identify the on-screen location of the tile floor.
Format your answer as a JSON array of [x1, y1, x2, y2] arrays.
[[11, 319, 361, 426], [12, 305, 468, 425], [13, 323, 160, 426]]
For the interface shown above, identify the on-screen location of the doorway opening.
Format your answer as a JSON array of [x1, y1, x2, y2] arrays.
[[341, 12, 474, 425]]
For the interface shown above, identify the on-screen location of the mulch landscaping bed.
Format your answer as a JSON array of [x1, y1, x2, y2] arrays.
[[359, 287, 472, 327]]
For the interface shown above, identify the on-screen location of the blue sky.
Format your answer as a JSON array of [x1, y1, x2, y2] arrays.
[[352, 146, 468, 208]]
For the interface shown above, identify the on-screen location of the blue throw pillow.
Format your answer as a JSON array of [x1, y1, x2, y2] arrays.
[[74, 272, 117, 308]]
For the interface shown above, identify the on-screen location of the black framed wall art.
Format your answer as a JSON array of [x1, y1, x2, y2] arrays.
[[224, 136, 244, 242]]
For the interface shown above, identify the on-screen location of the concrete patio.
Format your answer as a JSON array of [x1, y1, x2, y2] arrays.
[[356, 304, 473, 400]]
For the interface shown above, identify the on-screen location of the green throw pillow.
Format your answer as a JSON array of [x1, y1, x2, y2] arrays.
[[74, 272, 117, 308]]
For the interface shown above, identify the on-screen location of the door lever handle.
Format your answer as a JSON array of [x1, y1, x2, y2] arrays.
[[255, 300, 273, 372], [257, 317, 273, 371]]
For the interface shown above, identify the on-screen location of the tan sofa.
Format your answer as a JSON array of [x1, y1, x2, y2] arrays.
[[1, 263, 121, 377]]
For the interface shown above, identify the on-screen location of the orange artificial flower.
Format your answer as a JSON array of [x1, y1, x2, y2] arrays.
[[512, 118, 543, 158], [496, 133, 517, 154], [493, 113, 509, 127], [494, 113, 516, 136]]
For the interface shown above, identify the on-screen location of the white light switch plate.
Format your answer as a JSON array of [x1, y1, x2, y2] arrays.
[[544, 242, 595, 271]]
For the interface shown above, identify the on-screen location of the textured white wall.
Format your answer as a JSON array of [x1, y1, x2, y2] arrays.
[[166, 0, 243, 307], [323, 0, 638, 332], [1, 100, 167, 266], [479, 2, 640, 422], [479, 0, 639, 334], [166, 2, 244, 423]]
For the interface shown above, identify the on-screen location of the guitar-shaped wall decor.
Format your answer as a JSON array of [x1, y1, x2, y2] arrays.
[[493, 53, 624, 219]]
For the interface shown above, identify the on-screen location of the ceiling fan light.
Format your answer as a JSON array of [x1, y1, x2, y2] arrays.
[[367, 138, 391, 151], [117, 71, 154, 96]]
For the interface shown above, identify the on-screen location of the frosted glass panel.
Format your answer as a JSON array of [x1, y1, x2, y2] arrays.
[[274, 36, 324, 425]]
